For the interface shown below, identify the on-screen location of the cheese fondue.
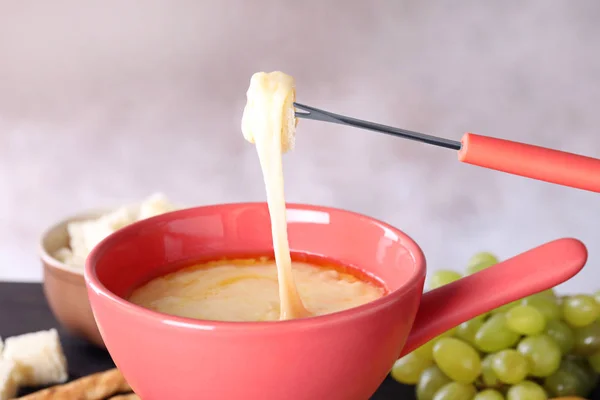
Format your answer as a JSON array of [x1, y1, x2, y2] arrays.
[[241, 71, 308, 319], [129, 259, 384, 322], [128, 71, 386, 323]]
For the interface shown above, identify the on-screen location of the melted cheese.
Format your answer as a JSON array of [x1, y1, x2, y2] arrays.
[[129, 260, 384, 322], [241, 71, 308, 319]]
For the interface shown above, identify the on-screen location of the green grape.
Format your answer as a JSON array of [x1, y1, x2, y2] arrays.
[[432, 382, 476, 400], [517, 334, 562, 377], [490, 300, 520, 315], [429, 270, 462, 290], [506, 381, 547, 400], [505, 305, 546, 335], [572, 320, 600, 356], [589, 351, 600, 373], [413, 340, 436, 362], [474, 313, 520, 353], [480, 354, 501, 388], [455, 316, 485, 345], [432, 338, 481, 384], [594, 290, 600, 305], [544, 358, 596, 397], [417, 365, 452, 400], [490, 349, 529, 384], [561, 357, 598, 395], [562, 294, 600, 327], [417, 339, 443, 360], [466, 252, 499, 275], [443, 327, 458, 337], [544, 319, 575, 354], [422, 327, 458, 353], [544, 368, 585, 397], [540, 288, 556, 298], [430, 327, 458, 345], [473, 390, 504, 400], [521, 293, 561, 321], [390, 352, 433, 384]]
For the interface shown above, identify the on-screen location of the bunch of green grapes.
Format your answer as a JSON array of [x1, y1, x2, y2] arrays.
[[390, 251, 600, 400]]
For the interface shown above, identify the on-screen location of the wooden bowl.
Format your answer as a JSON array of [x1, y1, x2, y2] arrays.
[[39, 210, 108, 348]]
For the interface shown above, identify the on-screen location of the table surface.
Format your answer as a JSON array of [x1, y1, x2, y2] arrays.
[[3, 282, 600, 399], [0, 282, 412, 399]]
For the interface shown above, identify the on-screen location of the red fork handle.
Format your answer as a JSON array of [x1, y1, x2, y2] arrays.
[[458, 133, 600, 193]]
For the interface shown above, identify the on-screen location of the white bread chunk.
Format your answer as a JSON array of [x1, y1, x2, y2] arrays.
[[55, 206, 135, 267], [54, 193, 177, 267], [241, 71, 298, 153], [68, 206, 135, 266], [3, 329, 68, 387], [53, 247, 77, 265], [0, 336, 3, 355], [0, 359, 18, 400], [138, 192, 178, 219]]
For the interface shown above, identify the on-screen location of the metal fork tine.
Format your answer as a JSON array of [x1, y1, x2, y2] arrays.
[[293, 102, 462, 150], [294, 103, 346, 124], [293, 102, 321, 113], [292, 102, 310, 112]]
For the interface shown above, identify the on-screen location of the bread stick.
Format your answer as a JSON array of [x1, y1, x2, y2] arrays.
[[108, 394, 139, 400], [16, 368, 131, 400]]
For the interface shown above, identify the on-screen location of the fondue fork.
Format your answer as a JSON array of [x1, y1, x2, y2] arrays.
[[293, 102, 600, 193]]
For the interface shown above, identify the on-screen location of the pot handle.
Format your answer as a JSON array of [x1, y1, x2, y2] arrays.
[[401, 238, 588, 356]]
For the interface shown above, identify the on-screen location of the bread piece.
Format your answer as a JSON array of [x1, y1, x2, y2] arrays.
[[241, 71, 298, 153], [2, 329, 67, 387], [54, 193, 178, 267], [52, 247, 76, 265], [138, 192, 177, 219], [16, 368, 131, 400], [0, 359, 18, 400], [72, 206, 135, 262]]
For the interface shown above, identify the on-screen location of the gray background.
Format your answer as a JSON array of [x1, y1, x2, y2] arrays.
[[1, 1, 599, 293]]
